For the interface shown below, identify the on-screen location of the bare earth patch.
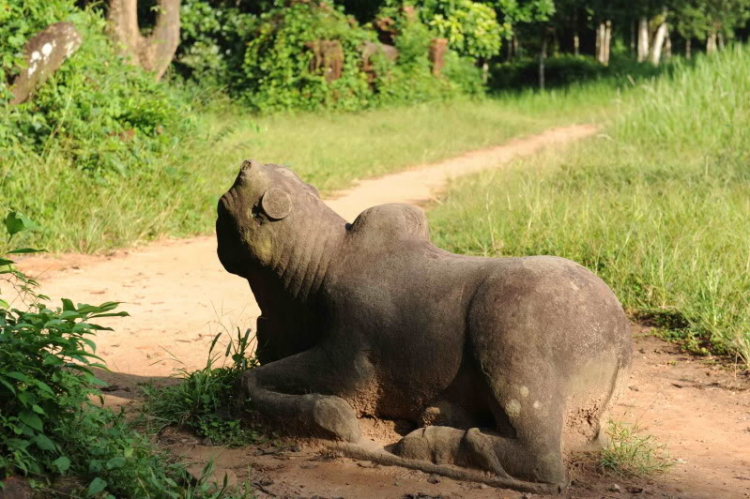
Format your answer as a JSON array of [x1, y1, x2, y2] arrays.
[[15, 124, 750, 498]]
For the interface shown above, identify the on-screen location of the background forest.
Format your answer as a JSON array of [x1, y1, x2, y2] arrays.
[[2, 0, 749, 171]]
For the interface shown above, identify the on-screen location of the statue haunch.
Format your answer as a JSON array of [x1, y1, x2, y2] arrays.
[[216, 161, 632, 490]]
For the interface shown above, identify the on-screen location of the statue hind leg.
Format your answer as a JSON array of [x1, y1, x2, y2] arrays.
[[395, 363, 569, 486]]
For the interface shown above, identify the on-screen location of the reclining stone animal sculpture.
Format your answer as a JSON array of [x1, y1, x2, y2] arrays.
[[216, 160, 632, 492]]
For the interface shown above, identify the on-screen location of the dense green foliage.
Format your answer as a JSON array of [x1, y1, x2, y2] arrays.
[[428, 46, 750, 363], [175, 0, 255, 86], [417, 0, 505, 59], [0, 216, 250, 497], [241, 0, 375, 111], [177, 0, 485, 111], [0, 5, 189, 176]]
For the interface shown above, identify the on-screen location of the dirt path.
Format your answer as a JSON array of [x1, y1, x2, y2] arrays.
[[15, 123, 750, 498]]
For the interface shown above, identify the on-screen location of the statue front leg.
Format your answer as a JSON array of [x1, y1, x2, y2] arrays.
[[239, 347, 362, 442]]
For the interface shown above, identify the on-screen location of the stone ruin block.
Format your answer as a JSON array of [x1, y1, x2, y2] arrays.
[[9, 22, 83, 105]]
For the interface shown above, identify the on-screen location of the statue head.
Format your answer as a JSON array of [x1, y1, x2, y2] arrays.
[[216, 160, 320, 277]]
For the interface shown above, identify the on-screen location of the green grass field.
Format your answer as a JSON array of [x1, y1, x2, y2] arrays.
[[0, 82, 619, 254], [428, 46, 750, 364]]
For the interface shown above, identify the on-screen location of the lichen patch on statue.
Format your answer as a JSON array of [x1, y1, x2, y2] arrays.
[[216, 161, 633, 493]]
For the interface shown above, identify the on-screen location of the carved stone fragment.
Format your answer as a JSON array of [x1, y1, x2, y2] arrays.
[[9, 22, 83, 105], [429, 38, 448, 76], [306, 40, 344, 83]]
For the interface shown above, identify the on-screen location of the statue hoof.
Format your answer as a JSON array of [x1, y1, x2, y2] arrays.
[[310, 397, 361, 442]]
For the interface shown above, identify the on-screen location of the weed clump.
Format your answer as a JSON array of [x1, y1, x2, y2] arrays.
[[140, 329, 264, 448], [599, 421, 673, 477]]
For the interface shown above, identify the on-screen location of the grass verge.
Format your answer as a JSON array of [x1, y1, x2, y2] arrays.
[[2, 80, 622, 254], [427, 46, 750, 364]]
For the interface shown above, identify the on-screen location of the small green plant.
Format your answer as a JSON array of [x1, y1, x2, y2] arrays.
[[0, 211, 128, 481], [141, 328, 263, 448], [599, 421, 673, 477], [0, 212, 251, 497]]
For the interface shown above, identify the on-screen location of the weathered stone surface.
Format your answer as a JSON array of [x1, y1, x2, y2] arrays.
[[9, 22, 83, 105], [216, 161, 632, 490], [429, 38, 448, 76], [361, 41, 399, 82], [306, 40, 344, 83], [361, 41, 399, 63]]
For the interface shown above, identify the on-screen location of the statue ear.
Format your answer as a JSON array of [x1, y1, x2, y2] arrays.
[[260, 188, 293, 220]]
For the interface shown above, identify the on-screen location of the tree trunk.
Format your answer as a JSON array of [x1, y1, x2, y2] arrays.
[[665, 32, 672, 61], [596, 21, 612, 65], [539, 32, 547, 91], [573, 30, 580, 56], [505, 35, 512, 61], [603, 20, 612, 65], [650, 20, 668, 65], [630, 19, 636, 56], [707, 31, 717, 54], [638, 16, 650, 62], [686, 39, 692, 59], [107, 0, 181, 80], [718, 32, 724, 50]]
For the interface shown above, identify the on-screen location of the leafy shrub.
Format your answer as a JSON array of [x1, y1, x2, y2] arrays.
[[0, 5, 191, 176], [418, 0, 503, 60], [0, 213, 249, 497], [240, 0, 375, 111], [237, 0, 483, 111], [369, 7, 484, 104], [174, 0, 256, 87]]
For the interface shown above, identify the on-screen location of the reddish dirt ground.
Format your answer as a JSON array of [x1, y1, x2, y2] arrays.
[[15, 124, 750, 498]]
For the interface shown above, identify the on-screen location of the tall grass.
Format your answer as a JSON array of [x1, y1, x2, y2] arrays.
[[1, 83, 619, 253], [428, 46, 750, 363]]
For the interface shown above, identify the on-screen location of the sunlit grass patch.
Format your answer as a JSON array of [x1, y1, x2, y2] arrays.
[[428, 47, 750, 364]]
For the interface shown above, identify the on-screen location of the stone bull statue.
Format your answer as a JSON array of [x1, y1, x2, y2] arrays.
[[216, 160, 632, 492]]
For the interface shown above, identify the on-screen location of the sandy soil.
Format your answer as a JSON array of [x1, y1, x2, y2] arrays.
[[14, 123, 750, 498]]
